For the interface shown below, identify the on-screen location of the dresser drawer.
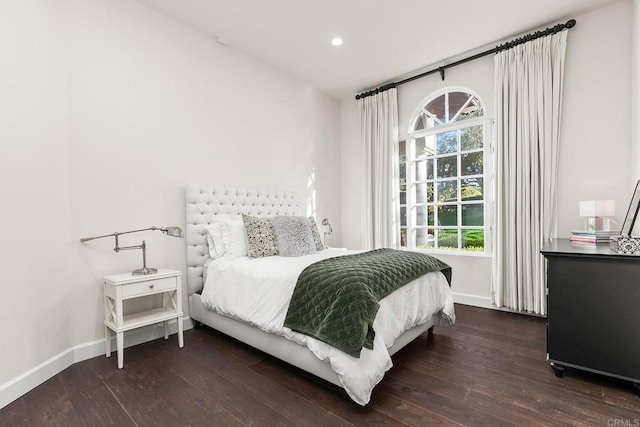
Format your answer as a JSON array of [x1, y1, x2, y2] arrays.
[[121, 276, 176, 298]]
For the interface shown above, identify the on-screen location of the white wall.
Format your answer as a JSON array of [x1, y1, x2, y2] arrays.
[[339, 0, 632, 307], [0, 0, 74, 388], [556, 0, 632, 235], [632, 0, 640, 182], [0, 0, 341, 402], [338, 98, 362, 249]]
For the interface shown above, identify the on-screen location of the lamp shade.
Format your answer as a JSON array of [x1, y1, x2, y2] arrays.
[[579, 200, 615, 217]]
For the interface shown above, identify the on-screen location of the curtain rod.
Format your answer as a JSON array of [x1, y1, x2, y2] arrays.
[[355, 18, 576, 100]]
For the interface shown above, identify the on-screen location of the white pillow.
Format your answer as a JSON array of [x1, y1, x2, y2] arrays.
[[205, 223, 225, 258], [204, 215, 247, 258], [221, 219, 248, 257]]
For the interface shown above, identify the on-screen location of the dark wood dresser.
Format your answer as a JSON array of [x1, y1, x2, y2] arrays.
[[541, 238, 640, 393]]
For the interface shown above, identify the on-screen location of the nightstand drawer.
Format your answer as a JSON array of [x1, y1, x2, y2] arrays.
[[121, 277, 176, 298]]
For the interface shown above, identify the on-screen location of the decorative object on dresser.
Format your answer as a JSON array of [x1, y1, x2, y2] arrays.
[[620, 180, 640, 237], [80, 226, 184, 275], [103, 269, 183, 369], [541, 239, 640, 395], [610, 236, 640, 255], [610, 179, 640, 254], [579, 200, 616, 232]]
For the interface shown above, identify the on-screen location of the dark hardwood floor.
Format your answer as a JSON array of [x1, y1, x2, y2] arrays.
[[2, 304, 639, 426]]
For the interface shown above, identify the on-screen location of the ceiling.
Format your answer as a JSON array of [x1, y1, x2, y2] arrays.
[[137, 0, 619, 98]]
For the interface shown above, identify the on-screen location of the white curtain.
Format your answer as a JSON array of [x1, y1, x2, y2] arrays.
[[358, 88, 399, 249], [492, 31, 567, 315]]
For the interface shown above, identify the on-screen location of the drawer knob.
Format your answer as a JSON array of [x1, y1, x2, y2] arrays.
[[149, 284, 154, 289]]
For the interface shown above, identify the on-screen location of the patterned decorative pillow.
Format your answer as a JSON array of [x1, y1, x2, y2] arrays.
[[270, 216, 317, 257], [308, 217, 325, 251], [242, 214, 279, 258]]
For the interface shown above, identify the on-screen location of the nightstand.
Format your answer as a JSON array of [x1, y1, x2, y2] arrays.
[[103, 269, 183, 368]]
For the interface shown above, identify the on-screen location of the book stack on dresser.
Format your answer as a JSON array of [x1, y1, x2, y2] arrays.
[[570, 230, 618, 245]]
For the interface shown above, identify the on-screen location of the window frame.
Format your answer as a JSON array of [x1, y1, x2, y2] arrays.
[[399, 87, 493, 254]]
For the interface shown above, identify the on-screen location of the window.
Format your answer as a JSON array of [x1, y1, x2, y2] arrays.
[[399, 88, 490, 252]]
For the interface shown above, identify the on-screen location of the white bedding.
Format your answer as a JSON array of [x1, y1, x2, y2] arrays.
[[200, 248, 455, 405]]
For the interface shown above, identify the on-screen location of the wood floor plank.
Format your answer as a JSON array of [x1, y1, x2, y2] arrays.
[[459, 389, 559, 427], [378, 367, 518, 426], [191, 326, 266, 367], [2, 304, 638, 426], [249, 357, 406, 426], [96, 340, 249, 427], [133, 340, 300, 426], [184, 332, 352, 427], [392, 321, 640, 424], [367, 389, 464, 427], [126, 347, 246, 427], [58, 360, 136, 426], [402, 335, 640, 418], [93, 364, 185, 425], [0, 397, 29, 427], [22, 376, 84, 427]]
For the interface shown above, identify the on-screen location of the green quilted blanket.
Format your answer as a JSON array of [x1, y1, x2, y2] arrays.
[[283, 248, 452, 358]]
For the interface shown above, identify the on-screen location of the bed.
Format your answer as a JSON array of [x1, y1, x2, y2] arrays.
[[185, 185, 455, 405]]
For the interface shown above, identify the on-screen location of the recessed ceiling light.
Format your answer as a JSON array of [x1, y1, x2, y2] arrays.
[[331, 37, 343, 47]]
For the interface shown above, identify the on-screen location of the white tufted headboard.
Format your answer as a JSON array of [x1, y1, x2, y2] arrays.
[[185, 185, 301, 295]]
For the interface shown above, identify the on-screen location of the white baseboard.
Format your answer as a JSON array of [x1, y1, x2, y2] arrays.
[[452, 292, 493, 309], [0, 317, 193, 409]]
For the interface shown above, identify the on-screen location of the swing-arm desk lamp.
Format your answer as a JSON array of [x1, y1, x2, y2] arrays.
[[80, 226, 184, 275], [321, 218, 333, 246]]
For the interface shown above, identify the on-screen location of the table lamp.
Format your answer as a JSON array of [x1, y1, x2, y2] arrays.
[[80, 226, 184, 275], [579, 200, 615, 232]]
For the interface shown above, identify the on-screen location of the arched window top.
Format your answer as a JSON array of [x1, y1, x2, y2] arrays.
[[410, 88, 484, 132]]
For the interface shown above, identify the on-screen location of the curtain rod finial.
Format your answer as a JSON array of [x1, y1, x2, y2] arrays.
[[565, 19, 576, 28]]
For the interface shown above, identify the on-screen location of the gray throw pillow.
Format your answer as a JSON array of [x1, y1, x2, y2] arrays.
[[242, 214, 279, 258], [270, 216, 317, 257]]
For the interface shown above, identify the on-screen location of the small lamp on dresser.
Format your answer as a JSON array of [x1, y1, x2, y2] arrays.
[[579, 200, 615, 232]]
